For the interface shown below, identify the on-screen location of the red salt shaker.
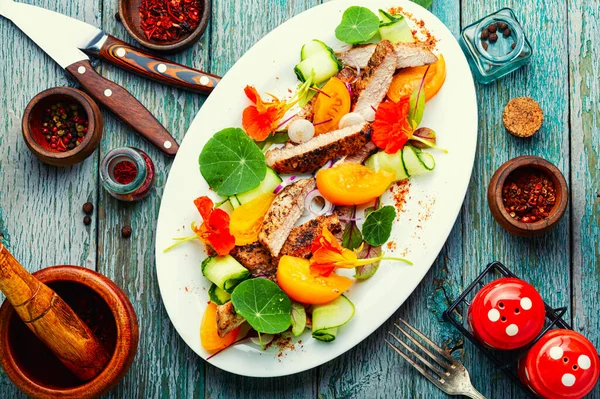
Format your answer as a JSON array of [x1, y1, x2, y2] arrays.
[[468, 277, 546, 350], [100, 147, 156, 201], [519, 329, 599, 399]]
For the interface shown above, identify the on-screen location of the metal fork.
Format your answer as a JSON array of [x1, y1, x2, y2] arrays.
[[386, 319, 487, 399]]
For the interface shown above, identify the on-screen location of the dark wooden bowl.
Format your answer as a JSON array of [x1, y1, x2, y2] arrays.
[[22, 87, 103, 167], [0, 266, 139, 399], [487, 156, 568, 236], [118, 0, 211, 53]]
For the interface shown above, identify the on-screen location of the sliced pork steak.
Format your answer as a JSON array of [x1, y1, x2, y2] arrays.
[[259, 178, 316, 257], [265, 122, 371, 174]]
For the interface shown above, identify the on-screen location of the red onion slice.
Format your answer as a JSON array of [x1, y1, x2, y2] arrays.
[[273, 176, 297, 194], [305, 189, 334, 217]]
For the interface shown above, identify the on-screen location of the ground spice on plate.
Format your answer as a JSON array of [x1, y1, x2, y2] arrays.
[[502, 168, 556, 223]]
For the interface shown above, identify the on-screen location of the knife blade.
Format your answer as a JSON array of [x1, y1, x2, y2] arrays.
[[0, 0, 220, 94], [0, 0, 180, 156]]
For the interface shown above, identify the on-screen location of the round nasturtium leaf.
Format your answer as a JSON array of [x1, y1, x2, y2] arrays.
[[231, 279, 292, 334], [335, 6, 380, 45], [199, 128, 267, 197]]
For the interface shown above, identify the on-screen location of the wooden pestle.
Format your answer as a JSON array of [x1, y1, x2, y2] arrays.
[[0, 243, 111, 381]]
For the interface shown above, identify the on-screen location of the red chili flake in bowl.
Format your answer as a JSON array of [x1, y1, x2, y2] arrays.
[[139, 0, 201, 42], [502, 169, 556, 223]]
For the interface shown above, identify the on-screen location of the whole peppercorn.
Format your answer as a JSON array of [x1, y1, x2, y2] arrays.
[[503, 28, 511, 37], [488, 23, 497, 33], [497, 22, 508, 30], [121, 225, 132, 238], [82, 202, 94, 214], [480, 28, 490, 40], [83, 215, 91, 226], [489, 33, 498, 43]]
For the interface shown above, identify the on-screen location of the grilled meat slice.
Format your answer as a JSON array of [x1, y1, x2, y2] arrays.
[[353, 40, 397, 119], [230, 242, 276, 277], [335, 141, 377, 166], [216, 302, 245, 338], [265, 122, 371, 174], [338, 41, 438, 70], [336, 66, 358, 85], [278, 214, 343, 261], [259, 178, 316, 257]]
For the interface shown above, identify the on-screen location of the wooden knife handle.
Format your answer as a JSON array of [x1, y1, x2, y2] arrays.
[[99, 36, 220, 95], [66, 60, 179, 156]]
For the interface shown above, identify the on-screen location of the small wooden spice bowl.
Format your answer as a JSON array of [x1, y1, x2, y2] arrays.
[[117, 0, 211, 53], [22, 87, 103, 167], [487, 155, 568, 236], [0, 266, 139, 399]]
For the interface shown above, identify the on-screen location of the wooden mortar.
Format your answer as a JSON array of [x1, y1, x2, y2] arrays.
[[0, 245, 139, 399]]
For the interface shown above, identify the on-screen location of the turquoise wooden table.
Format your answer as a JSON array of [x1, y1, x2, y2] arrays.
[[0, 0, 598, 397]]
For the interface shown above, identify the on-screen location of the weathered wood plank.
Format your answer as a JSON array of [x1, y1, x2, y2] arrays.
[[0, 0, 102, 396], [317, 2, 464, 398], [95, 1, 212, 397], [569, 0, 600, 397], [203, 1, 320, 398], [459, 0, 571, 397]]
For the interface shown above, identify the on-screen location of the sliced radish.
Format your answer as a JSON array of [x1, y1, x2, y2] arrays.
[[338, 112, 365, 129], [288, 119, 315, 144]]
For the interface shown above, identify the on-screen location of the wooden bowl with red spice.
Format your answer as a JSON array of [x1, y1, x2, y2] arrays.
[[118, 0, 210, 53], [487, 156, 568, 236], [22, 87, 103, 167], [0, 266, 138, 399]]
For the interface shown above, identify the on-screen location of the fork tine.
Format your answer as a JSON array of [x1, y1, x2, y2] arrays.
[[397, 318, 457, 364], [385, 339, 445, 391], [394, 322, 453, 371], [388, 332, 448, 378]]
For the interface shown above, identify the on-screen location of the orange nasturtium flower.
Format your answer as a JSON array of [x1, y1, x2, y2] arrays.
[[164, 196, 235, 256], [309, 226, 383, 276], [371, 96, 414, 154], [242, 86, 296, 141]]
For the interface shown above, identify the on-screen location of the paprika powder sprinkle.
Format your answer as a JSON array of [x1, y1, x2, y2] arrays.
[[113, 161, 138, 185], [139, 0, 202, 42], [502, 168, 556, 223]]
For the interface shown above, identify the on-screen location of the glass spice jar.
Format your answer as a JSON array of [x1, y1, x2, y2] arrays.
[[100, 147, 156, 202], [459, 8, 532, 84]]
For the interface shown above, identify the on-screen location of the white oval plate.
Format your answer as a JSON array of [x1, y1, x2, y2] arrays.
[[155, 0, 477, 378]]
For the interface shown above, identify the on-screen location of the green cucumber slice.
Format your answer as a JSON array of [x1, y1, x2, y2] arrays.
[[291, 302, 307, 336], [311, 295, 355, 343], [313, 327, 337, 342], [379, 16, 414, 44], [402, 146, 429, 177], [378, 9, 398, 24], [417, 150, 436, 171], [294, 51, 342, 84], [232, 167, 281, 209], [201, 255, 251, 293], [208, 283, 231, 305], [365, 150, 409, 182], [301, 39, 331, 61]]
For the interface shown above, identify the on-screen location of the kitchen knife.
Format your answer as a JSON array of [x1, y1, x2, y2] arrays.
[[0, 0, 220, 95], [0, 0, 217, 155]]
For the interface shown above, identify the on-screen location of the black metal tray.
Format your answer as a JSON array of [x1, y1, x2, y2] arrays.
[[442, 261, 572, 398]]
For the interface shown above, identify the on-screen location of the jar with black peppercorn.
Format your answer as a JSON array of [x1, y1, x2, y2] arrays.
[[459, 8, 532, 84], [100, 147, 156, 202]]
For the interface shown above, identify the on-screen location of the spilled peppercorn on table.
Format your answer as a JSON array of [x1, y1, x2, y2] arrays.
[[0, 0, 598, 397]]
